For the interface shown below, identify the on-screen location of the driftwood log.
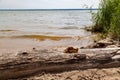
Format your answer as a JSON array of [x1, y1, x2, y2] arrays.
[[0, 48, 120, 79]]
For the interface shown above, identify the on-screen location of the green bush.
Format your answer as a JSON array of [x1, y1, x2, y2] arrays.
[[92, 0, 120, 40]]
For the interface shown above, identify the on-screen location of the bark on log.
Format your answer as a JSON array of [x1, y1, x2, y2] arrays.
[[0, 48, 120, 79]]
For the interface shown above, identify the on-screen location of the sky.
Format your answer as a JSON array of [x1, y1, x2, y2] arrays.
[[0, 0, 100, 9]]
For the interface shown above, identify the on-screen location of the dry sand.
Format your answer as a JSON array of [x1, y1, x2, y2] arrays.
[[25, 68, 120, 80]]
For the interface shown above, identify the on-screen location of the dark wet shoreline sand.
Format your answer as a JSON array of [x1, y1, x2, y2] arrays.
[[12, 35, 71, 41], [0, 35, 94, 53], [0, 38, 40, 53]]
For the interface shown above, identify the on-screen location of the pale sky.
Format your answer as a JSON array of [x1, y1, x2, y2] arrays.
[[0, 0, 100, 9]]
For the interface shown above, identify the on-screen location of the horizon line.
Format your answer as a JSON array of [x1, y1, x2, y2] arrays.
[[0, 8, 98, 11]]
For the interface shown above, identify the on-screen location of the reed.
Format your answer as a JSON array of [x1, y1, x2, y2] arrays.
[[92, 0, 120, 40]]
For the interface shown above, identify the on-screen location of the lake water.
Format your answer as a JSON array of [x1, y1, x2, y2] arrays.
[[0, 10, 96, 53], [0, 10, 95, 37]]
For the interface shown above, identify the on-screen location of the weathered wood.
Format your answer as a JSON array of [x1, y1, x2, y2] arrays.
[[84, 39, 115, 49], [0, 48, 120, 79]]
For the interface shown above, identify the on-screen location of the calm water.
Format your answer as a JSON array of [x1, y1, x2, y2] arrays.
[[0, 10, 95, 37]]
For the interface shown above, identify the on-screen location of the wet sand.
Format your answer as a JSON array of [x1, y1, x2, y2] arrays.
[[0, 38, 40, 53], [0, 35, 94, 53]]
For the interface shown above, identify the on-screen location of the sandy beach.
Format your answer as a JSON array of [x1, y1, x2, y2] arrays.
[[26, 67, 120, 80], [0, 38, 41, 53], [0, 31, 120, 80], [0, 34, 94, 53], [0, 10, 120, 80]]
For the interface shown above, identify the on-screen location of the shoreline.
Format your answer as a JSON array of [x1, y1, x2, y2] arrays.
[[0, 38, 40, 53], [0, 34, 94, 54]]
